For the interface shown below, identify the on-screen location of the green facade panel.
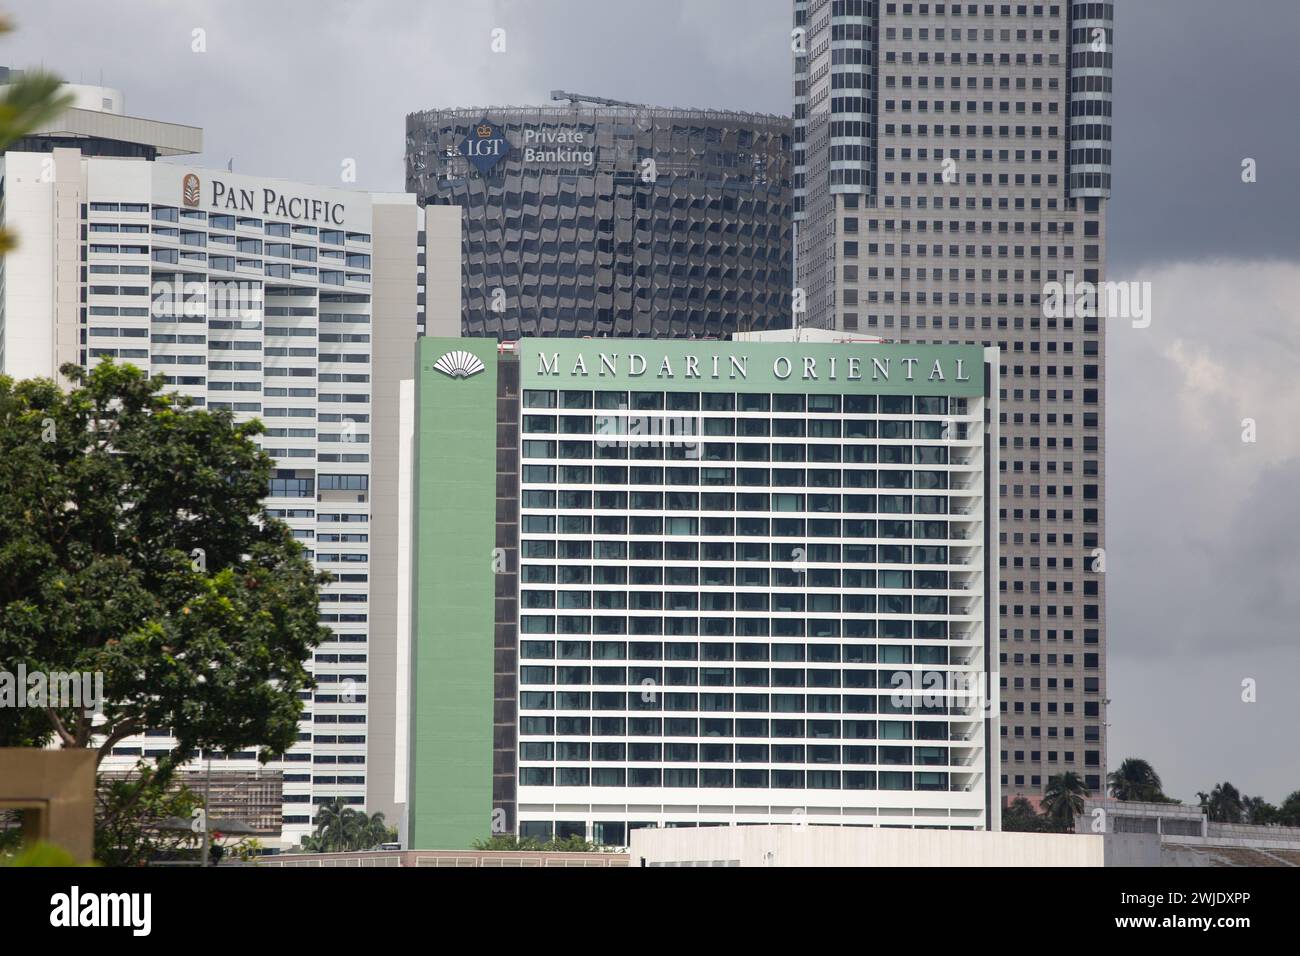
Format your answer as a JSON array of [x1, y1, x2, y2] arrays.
[[408, 337, 499, 849]]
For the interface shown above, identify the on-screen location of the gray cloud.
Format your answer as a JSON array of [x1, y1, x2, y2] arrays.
[[1107, 260, 1300, 801], [1110, 0, 1300, 270]]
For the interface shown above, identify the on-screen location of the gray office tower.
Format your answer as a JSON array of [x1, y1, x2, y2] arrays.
[[793, 0, 1112, 804], [405, 94, 794, 340]]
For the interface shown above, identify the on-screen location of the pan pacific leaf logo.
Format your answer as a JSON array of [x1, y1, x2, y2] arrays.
[[182, 173, 201, 208], [433, 349, 486, 379]]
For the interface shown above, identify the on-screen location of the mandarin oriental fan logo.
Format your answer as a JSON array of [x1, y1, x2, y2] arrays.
[[433, 349, 486, 379], [182, 173, 201, 208]]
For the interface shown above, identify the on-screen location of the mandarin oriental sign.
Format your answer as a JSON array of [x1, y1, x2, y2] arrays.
[[519, 339, 985, 397]]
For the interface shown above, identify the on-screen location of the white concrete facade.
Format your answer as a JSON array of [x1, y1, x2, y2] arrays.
[[631, 823, 1102, 867]]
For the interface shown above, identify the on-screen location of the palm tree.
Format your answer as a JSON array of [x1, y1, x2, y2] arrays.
[[1197, 782, 1245, 824], [1002, 796, 1051, 832], [310, 798, 356, 851], [1279, 790, 1300, 828], [1242, 795, 1278, 826], [1042, 772, 1090, 831], [361, 811, 394, 849], [303, 801, 394, 852], [1107, 758, 1166, 802]]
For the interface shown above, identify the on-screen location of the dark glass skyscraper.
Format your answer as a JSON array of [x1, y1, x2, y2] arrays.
[[405, 100, 794, 340]]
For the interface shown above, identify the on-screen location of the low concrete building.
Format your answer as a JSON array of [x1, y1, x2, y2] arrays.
[[247, 848, 628, 867], [630, 824, 1103, 867], [1080, 798, 1300, 867]]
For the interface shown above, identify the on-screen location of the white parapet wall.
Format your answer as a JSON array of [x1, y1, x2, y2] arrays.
[[631, 824, 1104, 868]]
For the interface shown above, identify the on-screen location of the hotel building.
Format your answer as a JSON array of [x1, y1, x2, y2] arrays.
[[408, 333, 1000, 847], [0, 82, 458, 846], [792, 1, 1112, 801]]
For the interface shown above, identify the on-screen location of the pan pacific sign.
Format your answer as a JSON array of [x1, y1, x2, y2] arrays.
[[171, 169, 348, 225], [519, 339, 986, 397], [208, 180, 345, 225]]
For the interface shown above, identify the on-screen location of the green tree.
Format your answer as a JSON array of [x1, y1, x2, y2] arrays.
[[1041, 772, 1090, 832], [1241, 795, 1279, 826], [1107, 757, 1169, 802], [0, 360, 329, 783], [0, 17, 74, 253], [473, 834, 544, 851], [1196, 782, 1245, 824], [307, 798, 353, 852], [363, 811, 396, 848], [94, 763, 203, 867], [1001, 795, 1056, 832], [472, 834, 598, 852], [301, 799, 393, 852], [1277, 790, 1300, 828]]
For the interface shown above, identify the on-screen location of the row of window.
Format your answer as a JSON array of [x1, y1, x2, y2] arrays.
[[881, 3, 1070, 18], [525, 420, 955, 442], [518, 539, 972, 562], [520, 641, 954, 662], [522, 742, 950, 763], [519, 767, 950, 791], [522, 490, 962, 511], [523, 390, 952, 414], [518, 692, 969, 715], [519, 619, 967, 639], [520, 464, 974, 487]]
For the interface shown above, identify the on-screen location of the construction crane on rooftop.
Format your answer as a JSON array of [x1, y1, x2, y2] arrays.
[[550, 90, 645, 108]]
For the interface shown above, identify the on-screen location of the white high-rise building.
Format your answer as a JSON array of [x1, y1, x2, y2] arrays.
[[0, 81, 459, 847]]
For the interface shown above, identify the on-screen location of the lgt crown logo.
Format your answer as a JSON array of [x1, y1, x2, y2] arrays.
[[459, 119, 511, 174]]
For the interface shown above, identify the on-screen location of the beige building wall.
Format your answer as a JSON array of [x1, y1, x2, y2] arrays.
[[421, 205, 462, 338], [366, 201, 460, 828]]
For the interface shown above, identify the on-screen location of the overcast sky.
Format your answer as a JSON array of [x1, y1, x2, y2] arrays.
[[8, 0, 1299, 806]]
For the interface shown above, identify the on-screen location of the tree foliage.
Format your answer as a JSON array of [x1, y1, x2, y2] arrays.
[[1107, 757, 1171, 803], [0, 361, 329, 780], [1192, 781, 1294, 825], [1001, 795, 1061, 833], [472, 834, 599, 853], [94, 763, 203, 867], [1040, 772, 1090, 832], [299, 798, 396, 852]]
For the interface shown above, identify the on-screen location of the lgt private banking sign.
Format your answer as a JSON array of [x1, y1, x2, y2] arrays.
[[519, 339, 985, 397]]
